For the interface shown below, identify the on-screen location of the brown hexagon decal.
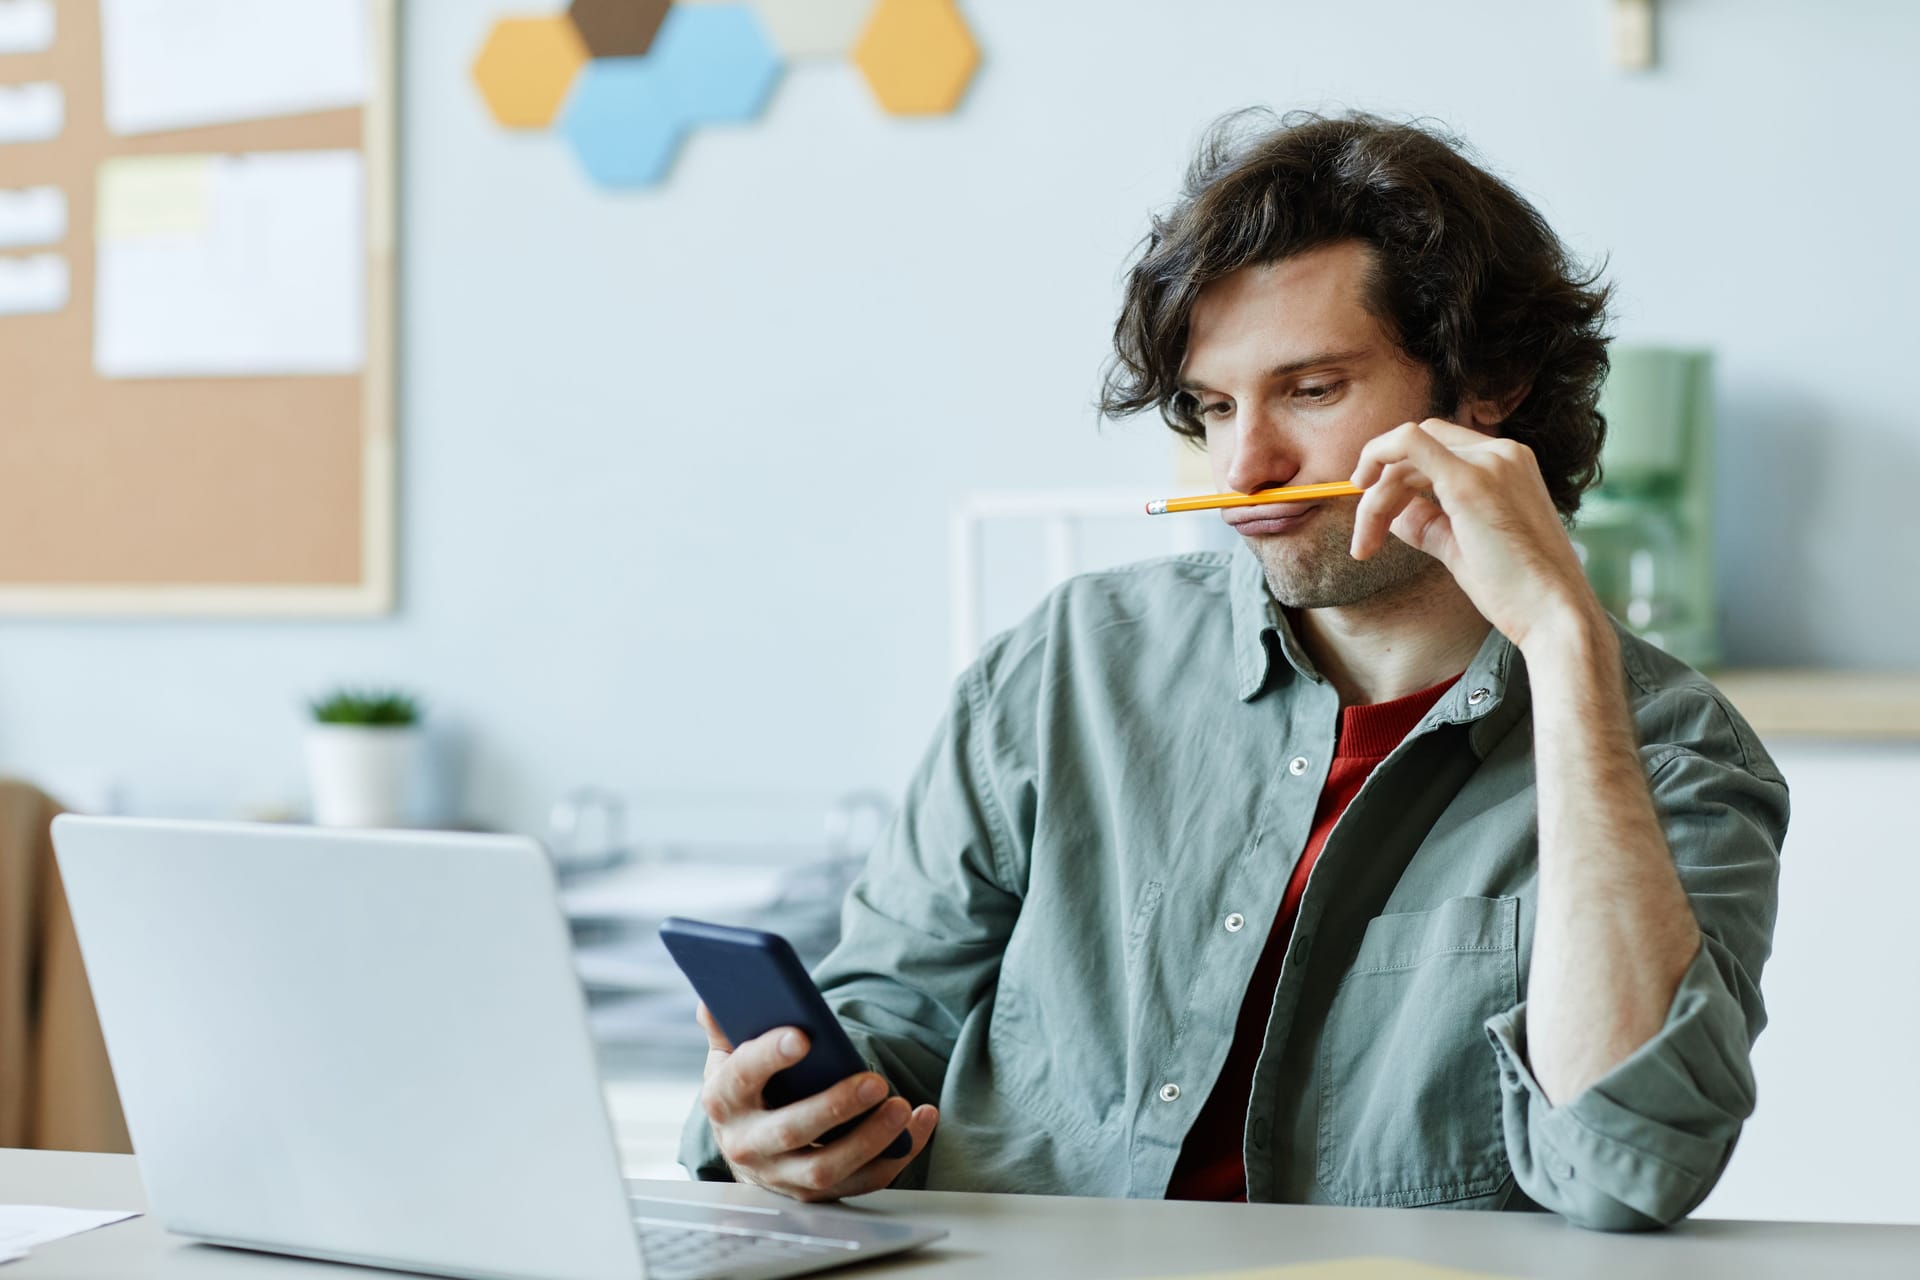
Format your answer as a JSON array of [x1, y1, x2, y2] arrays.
[[567, 0, 673, 58]]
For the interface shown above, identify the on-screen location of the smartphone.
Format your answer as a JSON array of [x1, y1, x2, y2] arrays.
[[659, 917, 914, 1160]]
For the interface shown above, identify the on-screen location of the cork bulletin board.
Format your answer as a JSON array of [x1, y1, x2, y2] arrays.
[[0, 0, 395, 615]]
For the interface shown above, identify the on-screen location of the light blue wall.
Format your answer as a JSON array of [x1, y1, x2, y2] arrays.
[[5, 0, 1917, 835]]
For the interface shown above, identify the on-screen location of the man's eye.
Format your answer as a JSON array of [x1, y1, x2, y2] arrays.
[[1297, 382, 1343, 403], [1202, 402, 1232, 418]]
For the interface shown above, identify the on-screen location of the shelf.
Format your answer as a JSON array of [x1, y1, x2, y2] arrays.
[[1709, 670, 1920, 741]]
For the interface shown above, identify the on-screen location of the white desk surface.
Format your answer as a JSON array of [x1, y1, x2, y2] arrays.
[[6, 1148, 1918, 1279]]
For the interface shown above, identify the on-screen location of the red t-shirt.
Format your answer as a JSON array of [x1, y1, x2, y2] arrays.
[[1164, 674, 1460, 1202]]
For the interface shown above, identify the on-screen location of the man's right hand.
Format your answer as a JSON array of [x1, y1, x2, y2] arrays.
[[696, 1003, 940, 1203]]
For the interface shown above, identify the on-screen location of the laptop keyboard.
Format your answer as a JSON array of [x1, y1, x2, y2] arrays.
[[634, 1216, 859, 1280]]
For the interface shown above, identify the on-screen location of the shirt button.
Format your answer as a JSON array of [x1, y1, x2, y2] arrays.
[[1468, 687, 1490, 706], [1290, 933, 1312, 963], [1158, 1082, 1181, 1103], [1223, 912, 1246, 933], [1552, 1158, 1576, 1181], [1288, 756, 1309, 776]]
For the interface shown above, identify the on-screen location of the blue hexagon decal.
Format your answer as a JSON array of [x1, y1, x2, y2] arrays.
[[560, 57, 687, 188], [651, 4, 782, 126]]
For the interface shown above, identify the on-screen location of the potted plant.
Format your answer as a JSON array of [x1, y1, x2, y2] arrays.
[[304, 688, 423, 828]]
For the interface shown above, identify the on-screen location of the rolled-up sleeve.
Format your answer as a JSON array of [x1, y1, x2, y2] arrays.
[[1485, 733, 1788, 1230], [679, 651, 1030, 1184]]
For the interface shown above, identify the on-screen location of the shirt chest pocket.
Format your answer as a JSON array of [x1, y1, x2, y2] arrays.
[[1315, 894, 1518, 1207]]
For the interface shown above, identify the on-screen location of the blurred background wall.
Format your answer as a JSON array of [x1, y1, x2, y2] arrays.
[[3, 0, 1916, 833]]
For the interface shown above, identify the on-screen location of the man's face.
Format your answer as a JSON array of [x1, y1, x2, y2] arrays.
[[1181, 240, 1442, 609]]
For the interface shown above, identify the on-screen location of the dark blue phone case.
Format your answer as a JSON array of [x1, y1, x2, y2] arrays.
[[658, 917, 914, 1160]]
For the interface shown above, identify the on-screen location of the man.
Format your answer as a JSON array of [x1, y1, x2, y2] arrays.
[[680, 111, 1786, 1231]]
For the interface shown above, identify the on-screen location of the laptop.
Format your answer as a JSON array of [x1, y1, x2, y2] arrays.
[[52, 816, 946, 1280]]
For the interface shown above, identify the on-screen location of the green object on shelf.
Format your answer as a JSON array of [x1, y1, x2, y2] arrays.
[[308, 688, 421, 726], [1575, 346, 1718, 668]]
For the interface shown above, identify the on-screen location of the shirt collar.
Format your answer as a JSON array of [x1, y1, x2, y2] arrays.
[[1228, 543, 1531, 751], [1228, 542, 1336, 699], [1229, 543, 1295, 701]]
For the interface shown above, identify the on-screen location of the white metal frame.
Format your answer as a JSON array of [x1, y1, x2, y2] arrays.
[[948, 489, 1212, 676]]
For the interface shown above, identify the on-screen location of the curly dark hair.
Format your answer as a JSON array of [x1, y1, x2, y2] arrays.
[[1100, 109, 1612, 518]]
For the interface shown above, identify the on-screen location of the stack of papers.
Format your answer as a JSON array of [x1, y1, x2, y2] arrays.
[[560, 845, 864, 1056], [560, 859, 790, 926]]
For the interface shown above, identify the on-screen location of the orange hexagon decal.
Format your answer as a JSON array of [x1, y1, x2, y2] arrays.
[[853, 0, 979, 116], [472, 15, 590, 129]]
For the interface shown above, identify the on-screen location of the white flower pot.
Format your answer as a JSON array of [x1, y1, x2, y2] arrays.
[[305, 724, 422, 828]]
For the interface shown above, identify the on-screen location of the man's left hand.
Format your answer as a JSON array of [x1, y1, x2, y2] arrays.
[[1349, 418, 1602, 652]]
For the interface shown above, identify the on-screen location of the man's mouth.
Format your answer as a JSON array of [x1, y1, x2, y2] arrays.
[[1225, 503, 1319, 536]]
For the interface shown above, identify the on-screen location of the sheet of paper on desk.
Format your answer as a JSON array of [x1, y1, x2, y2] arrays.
[[0, 1206, 140, 1265], [94, 150, 364, 378], [99, 0, 369, 135], [1153, 1258, 1526, 1280]]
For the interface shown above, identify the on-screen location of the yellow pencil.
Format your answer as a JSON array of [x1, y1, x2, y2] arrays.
[[1144, 480, 1364, 516]]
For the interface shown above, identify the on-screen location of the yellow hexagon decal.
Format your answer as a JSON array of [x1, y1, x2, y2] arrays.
[[472, 15, 590, 129], [853, 0, 979, 116]]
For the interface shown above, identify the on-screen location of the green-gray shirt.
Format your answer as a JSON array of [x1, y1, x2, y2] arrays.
[[681, 547, 1787, 1231]]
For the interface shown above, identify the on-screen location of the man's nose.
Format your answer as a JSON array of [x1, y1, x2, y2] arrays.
[[1223, 409, 1302, 495]]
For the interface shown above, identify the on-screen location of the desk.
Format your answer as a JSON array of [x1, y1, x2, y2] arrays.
[[5, 1149, 1917, 1279]]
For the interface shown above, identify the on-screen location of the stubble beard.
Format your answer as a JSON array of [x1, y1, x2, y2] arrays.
[[1245, 506, 1439, 610]]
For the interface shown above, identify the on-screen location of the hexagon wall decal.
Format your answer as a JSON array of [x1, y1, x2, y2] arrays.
[[650, 4, 783, 126], [567, 0, 673, 58], [472, 15, 590, 129], [853, 0, 979, 116], [561, 57, 687, 188], [472, 2, 980, 188], [751, 0, 876, 59]]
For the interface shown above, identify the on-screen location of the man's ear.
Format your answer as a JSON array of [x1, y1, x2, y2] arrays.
[[1457, 382, 1532, 434]]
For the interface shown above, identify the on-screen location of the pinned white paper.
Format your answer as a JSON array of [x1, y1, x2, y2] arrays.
[[0, 82, 63, 144], [0, 252, 68, 315], [0, 0, 55, 54], [99, 0, 370, 135], [94, 151, 364, 377], [0, 186, 65, 249]]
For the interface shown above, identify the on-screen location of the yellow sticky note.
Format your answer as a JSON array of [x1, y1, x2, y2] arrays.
[[96, 155, 213, 240], [1154, 1258, 1529, 1280]]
